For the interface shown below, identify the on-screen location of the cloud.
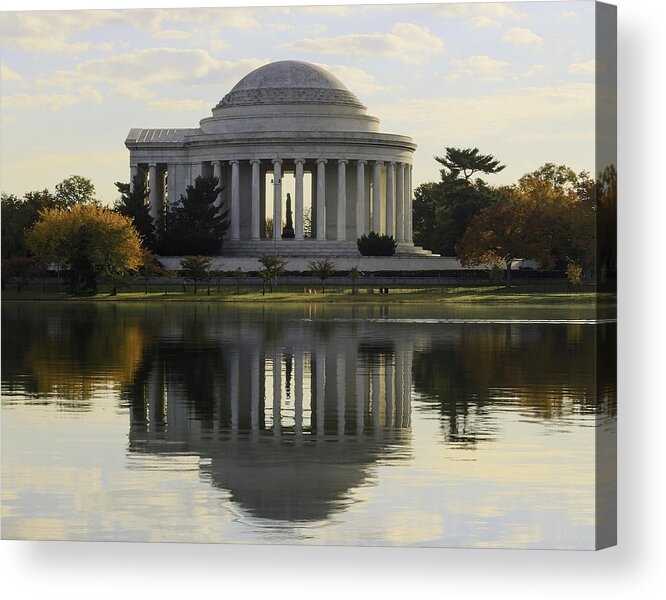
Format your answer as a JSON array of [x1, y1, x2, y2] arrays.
[[436, 3, 527, 20], [315, 64, 402, 96], [280, 22, 443, 63], [502, 27, 545, 47], [559, 11, 580, 19], [1, 62, 22, 82], [0, 10, 122, 54], [2, 86, 102, 112], [569, 59, 595, 75], [467, 16, 501, 30], [38, 49, 265, 94], [372, 83, 594, 141], [450, 55, 511, 79]]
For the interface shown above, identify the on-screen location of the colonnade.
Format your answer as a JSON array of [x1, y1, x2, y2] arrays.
[[138, 343, 413, 438], [131, 158, 414, 244]]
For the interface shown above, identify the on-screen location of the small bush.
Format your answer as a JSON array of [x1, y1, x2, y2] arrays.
[[357, 232, 397, 256]]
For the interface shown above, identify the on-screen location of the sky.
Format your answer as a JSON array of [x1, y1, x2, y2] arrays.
[[0, 0, 596, 206]]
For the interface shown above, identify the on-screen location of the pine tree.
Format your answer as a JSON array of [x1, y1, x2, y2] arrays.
[[114, 174, 156, 249], [159, 176, 229, 256]]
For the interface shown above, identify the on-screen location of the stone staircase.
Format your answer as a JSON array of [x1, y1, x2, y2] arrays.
[[220, 239, 439, 258]]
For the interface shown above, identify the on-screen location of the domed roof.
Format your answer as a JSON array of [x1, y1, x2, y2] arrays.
[[216, 60, 365, 109]]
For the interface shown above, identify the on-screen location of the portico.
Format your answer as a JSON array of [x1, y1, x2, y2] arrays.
[[125, 60, 426, 257]]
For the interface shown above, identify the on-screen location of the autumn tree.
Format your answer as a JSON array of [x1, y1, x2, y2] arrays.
[[26, 204, 143, 295], [159, 175, 228, 256], [456, 164, 596, 284], [308, 258, 336, 293], [137, 249, 166, 294], [114, 174, 155, 249]]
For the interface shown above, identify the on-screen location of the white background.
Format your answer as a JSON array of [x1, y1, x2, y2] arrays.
[[1, 0, 664, 598]]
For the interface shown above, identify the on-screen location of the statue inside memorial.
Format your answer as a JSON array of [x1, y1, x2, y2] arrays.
[[281, 192, 295, 239]]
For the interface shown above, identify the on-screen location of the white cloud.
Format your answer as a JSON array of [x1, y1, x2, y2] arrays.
[[1, 63, 22, 82], [0, 10, 122, 54], [559, 11, 580, 19], [449, 55, 511, 80], [467, 16, 501, 30], [569, 59, 595, 75], [524, 64, 545, 77], [315, 64, 402, 97], [436, 3, 527, 20], [502, 27, 545, 47], [281, 22, 443, 64], [2, 86, 101, 112], [373, 83, 594, 141]]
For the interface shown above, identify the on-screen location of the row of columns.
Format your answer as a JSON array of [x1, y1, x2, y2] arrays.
[[137, 344, 413, 437], [133, 158, 414, 243]]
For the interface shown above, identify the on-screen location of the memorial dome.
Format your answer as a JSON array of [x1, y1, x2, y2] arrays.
[[215, 60, 365, 109]]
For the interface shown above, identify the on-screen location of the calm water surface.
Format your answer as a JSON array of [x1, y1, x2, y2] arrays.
[[1, 301, 615, 548]]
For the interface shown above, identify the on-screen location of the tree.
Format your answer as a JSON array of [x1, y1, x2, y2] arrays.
[[308, 258, 336, 293], [1, 256, 37, 293], [302, 206, 312, 238], [348, 266, 361, 295], [233, 267, 246, 293], [412, 148, 505, 256], [257, 254, 287, 294], [26, 204, 143, 295], [357, 232, 397, 256], [1, 190, 61, 259], [160, 176, 229, 256], [456, 197, 550, 284], [54, 175, 97, 207], [114, 175, 156, 249], [137, 249, 166, 294], [434, 147, 506, 181], [180, 256, 213, 295]]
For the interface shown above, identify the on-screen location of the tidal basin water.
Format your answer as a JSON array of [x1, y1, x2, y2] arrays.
[[1, 301, 616, 548]]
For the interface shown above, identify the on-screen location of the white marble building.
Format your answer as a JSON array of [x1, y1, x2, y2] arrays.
[[125, 60, 438, 262]]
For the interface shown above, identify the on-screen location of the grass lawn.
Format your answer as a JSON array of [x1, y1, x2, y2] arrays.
[[2, 282, 614, 305]]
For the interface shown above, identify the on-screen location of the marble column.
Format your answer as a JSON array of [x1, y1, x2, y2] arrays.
[[213, 160, 224, 209], [230, 160, 240, 240], [148, 163, 163, 230], [337, 159, 348, 241], [130, 165, 139, 192], [372, 161, 383, 233], [396, 163, 405, 243], [250, 160, 261, 240], [316, 159, 327, 240], [295, 159, 305, 240], [386, 162, 395, 238], [403, 164, 411, 243], [272, 159, 282, 241], [356, 160, 366, 239], [407, 164, 413, 243]]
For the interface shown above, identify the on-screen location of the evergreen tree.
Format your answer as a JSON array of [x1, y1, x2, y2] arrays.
[[159, 176, 229, 256], [114, 174, 156, 249]]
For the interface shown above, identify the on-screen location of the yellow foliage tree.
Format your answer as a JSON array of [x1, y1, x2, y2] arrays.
[[26, 204, 143, 295]]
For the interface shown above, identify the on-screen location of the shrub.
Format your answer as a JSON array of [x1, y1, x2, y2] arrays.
[[357, 232, 397, 256]]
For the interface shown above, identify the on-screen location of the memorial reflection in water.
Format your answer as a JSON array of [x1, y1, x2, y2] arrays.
[[124, 308, 413, 522], [2, 303, 615, 546]]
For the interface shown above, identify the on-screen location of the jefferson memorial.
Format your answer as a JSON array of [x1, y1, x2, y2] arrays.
[[126, 60, 447, 267]]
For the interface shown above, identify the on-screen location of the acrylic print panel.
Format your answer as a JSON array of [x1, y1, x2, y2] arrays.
[[0, 1, 616, 549]]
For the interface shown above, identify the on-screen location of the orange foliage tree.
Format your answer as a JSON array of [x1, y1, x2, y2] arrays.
[[26, 204, 143, 295]]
